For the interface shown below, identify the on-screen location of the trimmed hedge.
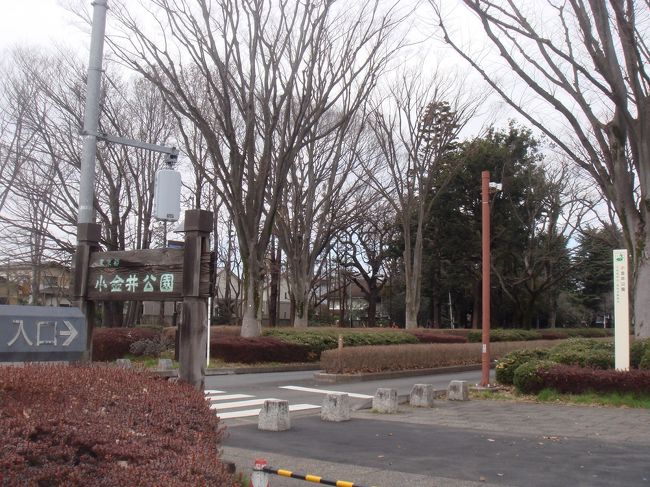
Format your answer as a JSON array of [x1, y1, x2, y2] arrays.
[[408, 332, 468, 344], [513, 359, 557, 394], [538, 365, 650, 395], [468, 328, 613, 343], [320, 340, 562, 374], [631, 339, 650, 369], [263, 329, 418, 358], [0, 364, 235, 486], [547, 339, 614, 369], [210, 336, 312, 363], [92, 327, 159, 362], [495, 349, 550, 385]]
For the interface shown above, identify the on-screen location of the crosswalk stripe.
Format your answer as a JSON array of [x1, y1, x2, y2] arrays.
[[204, 389, 225, 394], [279, 385, 373, 399], [209, 398, 280, 410], [206, 394, 254, 401], [216, 403, 321, 419]]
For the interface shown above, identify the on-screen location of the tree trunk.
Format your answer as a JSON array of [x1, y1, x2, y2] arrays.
[[268, 239, 280, 327], [241, 263, 262, 337], [404, 283, 418, 329], [293, 277, 310, 328], [633, 256, 650, 338], [367, 291, 377, 327]]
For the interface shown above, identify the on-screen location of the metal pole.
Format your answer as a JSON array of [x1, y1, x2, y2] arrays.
[[78, 0, 108, 224], [481, 170, 491, 387]]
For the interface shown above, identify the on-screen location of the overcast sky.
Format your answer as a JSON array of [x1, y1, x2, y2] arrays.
[[0, 1, 87, 53]]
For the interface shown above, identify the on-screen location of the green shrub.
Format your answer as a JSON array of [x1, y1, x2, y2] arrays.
[[562, 328, 612, 338], [264, 329, 418, 358], [513, 359, 557, 394], [495, 349, 550, 385], [468, 329, 542, 343], [640, 348, 650, 370], [631, 339, 650, 368], [547, 338, 614, 368]]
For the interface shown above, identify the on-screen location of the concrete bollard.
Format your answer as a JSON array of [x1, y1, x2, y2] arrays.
[[258, 399, 291, 431], [447, 380, 470, 401], [116, 358, 132, 369], [409, 384, 435, 408], [373, 388, 398, 413], [157, 358, 174, 370], [321, 393, 351, 422]]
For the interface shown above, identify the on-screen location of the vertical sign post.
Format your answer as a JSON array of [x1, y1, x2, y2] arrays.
[[613, 249, 630, 371]]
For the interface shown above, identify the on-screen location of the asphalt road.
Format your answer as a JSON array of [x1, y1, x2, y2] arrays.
[[204, 369, 484, 421], [225, 414, 648, 487], [205, 370, 650, 487]]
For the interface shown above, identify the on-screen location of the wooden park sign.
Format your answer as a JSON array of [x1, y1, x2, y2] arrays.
[[86, 248, 213, 301], [72, 209, 214, 389]]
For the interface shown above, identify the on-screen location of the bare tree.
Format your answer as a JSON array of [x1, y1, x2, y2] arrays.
[[338, 200, 395, 327], [274, 115, 368, 328], [109, 0, 402, 336], [362, 71, 478, 328], [434, 0, 650, 337]]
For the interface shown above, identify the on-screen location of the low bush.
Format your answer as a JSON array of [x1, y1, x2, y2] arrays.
[[92, 327, 159, 362], [631, 339, 650, 368], [408, 332, 468, 344], [0, 364, 235, 486], [264, 328, 418, 358], [513, 359, 557, 394], [129, 334, 174, 358], [640, 349, 650, 370], [210, 336, 312, 363], [547, 338, 614, 369], [538, 365, 650, 395], [320, 340, 562, 374], [467, 329, 542, 343], [495, 349, 550, 385], [539, 330, 569, 340], [562, 328, 613, 338]]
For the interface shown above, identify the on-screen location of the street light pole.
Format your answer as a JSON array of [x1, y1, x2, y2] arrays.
[[78, 0, 108, 225], [481, 170, 491, 387]]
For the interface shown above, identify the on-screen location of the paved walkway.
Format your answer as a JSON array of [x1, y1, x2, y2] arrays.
[[222, 399, 650, 487]]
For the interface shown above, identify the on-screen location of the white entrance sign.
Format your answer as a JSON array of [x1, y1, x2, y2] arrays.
[[613, 249, 630, 371]]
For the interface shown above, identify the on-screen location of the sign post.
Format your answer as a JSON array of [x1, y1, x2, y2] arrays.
[[613, 249, 630, 371]]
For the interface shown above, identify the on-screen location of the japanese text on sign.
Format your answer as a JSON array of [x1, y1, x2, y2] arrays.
[[94, 273, 175, 293]]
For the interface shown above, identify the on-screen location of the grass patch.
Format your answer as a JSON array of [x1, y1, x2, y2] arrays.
[[535, 388, 650, 409]]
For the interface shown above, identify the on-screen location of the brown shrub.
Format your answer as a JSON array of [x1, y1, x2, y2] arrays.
[[0, 364, 235, 486], [92, 327, 159, 362], [538, 365, 650, 395], [210, 336, 311, 363], [320, 340, 563, 373]]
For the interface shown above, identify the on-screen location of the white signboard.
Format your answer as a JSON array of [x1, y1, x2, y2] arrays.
[[613, 249, 630, 371]]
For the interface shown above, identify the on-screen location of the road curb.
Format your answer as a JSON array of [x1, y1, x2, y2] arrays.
[[149, 363, 320, 378], [313, 364, 482, 383]]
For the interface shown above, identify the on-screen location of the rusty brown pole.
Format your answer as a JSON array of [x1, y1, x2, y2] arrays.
[[481, 170, 491, 387]]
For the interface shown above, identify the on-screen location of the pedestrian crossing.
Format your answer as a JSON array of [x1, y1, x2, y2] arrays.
[[205, 389, 320, 420]]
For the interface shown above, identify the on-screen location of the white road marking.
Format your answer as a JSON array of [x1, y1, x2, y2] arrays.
[[280, 385, 373, 399], [216, 403, 320, 419], [209, 398, 280, 410], [206, 394, 254, 401], [204, 389, 225, 394]]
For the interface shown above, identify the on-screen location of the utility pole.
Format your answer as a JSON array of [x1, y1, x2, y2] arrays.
[[78, 0, 108, 225], [481, 170, 501, 387]]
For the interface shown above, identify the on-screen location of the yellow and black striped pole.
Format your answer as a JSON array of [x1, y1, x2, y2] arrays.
[[250, 459, 377, 487]]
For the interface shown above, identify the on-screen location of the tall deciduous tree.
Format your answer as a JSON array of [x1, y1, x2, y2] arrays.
[[110, 0, 401, 336], [435, 0, 650, 337], [363, 72, 476, 328]]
